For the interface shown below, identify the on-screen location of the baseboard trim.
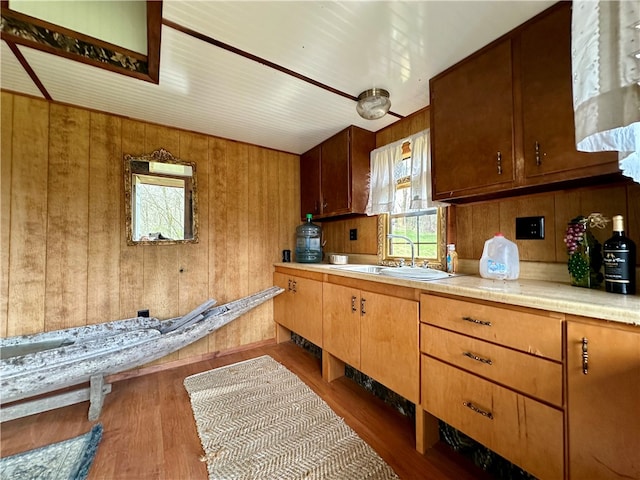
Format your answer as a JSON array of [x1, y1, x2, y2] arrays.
[[106, 338, 276, 383]]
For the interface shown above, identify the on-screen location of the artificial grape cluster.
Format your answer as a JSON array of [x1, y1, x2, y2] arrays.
[[564, 219, 586, 255]]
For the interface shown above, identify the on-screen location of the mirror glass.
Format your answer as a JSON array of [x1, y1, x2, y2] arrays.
[[124, 149, 198, 245]]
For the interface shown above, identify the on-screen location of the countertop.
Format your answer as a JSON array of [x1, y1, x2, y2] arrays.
[[274, 262, 640, 326]]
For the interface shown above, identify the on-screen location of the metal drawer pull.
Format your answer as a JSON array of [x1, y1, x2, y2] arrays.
[[351, 296, 357, 313], [361, 298, 366, 315], [463, 351, 493, 365], [582, 337, 589, 375], [463, 401, 494, 420], [461, 316, 492, 327]]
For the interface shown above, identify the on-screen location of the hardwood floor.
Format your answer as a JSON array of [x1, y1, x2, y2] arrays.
[[0, 341, 491, 479]]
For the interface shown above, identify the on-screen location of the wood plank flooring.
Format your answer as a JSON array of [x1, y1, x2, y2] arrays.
[[0, 341, 491, 479]]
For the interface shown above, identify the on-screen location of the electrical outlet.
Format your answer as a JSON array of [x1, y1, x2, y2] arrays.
[[138, 309, 150, 318], [349, 228, 358, 241], [515, 216, 545, 240]]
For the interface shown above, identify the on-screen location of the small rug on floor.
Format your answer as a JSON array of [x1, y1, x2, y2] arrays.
[[184, 355, 399, 480], [0, 423, 102, 480]]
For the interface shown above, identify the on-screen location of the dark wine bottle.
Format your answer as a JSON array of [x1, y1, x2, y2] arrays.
[[603, 215, 636, 295]]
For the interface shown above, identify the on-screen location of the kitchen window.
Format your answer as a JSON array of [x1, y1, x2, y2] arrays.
[[366, 133, 446, 268]]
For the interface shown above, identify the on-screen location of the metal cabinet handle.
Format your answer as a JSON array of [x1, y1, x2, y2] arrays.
[[461, 316, 492, 327], [291, 280, 297, 293], [497, 152, 502, 175], [287, 279, 292, 291], [463, 401, 494, 420], [351, 296, 357, 313], [463, 351, 493, 365], [535, 141, 542, 166], [582, 337, 589, 375], [360, 298, 366, 315]]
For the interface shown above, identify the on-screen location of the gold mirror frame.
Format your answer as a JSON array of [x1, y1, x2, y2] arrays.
[[376, 208, 447, 269], [124, 149, 198, 246]]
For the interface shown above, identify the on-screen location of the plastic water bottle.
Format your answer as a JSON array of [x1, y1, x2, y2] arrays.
[[479, 233, 520, 280], [295, 214, 322, 263]]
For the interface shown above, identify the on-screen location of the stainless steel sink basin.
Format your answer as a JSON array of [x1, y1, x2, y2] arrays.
[[329, 265, 384, 274], [378, 266, 453, 281]]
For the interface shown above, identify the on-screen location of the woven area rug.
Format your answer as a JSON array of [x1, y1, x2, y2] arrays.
[[184, 355, 399, 479], [0, 423, 102, 480]]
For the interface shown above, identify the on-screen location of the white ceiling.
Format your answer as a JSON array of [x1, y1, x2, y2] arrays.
[[1, 1, 556, 154]]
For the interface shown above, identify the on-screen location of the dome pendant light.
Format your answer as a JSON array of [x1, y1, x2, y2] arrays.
[[356, 88, 391, 120]]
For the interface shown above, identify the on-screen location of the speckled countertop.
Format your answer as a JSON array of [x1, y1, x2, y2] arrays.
[[275, 262, 640, 326]]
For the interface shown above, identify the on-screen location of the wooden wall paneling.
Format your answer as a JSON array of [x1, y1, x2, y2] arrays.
[[247, 147, 274, 342], [553, 190, 581, 262], [119, 119, 145, 318], [455, 206, 474, 259], [322, 221, 345, 254], [578, 184, 628, 247], [498, 197, 518, 248], [375, 107, 429, 148], [215, 141, 250, 350], [471, 202, 501, 259], [176, 131, 210, 359], [141, 124, 180, 323], [87, 112, 122, 325], [627, 183, 640, 261], [44, 104, 90, 332], [348, 216, 378, 254], [278, 151, 300, 255], [511, 194, 556, 262], [1, 93, 13, 336], [207, 138, 228, 353]]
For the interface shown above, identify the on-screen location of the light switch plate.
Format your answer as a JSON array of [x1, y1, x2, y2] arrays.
[[515, 216, 545, 240]]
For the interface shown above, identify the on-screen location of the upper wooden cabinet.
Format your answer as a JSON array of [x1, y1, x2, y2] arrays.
[[299, 125, 375, 220], [430, 2, 619, 202]]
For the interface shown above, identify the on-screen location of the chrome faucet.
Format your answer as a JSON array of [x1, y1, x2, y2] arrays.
[[387, 234, 415, 267]]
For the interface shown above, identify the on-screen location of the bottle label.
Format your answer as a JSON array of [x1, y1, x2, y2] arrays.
[[487, 259, 507, 275], [603, 248, 631, 284]]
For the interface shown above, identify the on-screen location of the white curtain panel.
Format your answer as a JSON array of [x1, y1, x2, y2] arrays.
[[365, 141, 400, 215], [572, 0, 640, 183], [409, 131, 444, 210]]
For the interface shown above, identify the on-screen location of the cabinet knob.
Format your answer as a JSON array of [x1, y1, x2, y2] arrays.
[[582, 337, 589, 375], [360, 297, 366, 315], [496, 152, 502, 175], [351, 296, 357, 313]]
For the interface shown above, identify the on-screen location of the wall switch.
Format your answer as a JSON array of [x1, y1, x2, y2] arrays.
[[349, 228, 358, 241], [515, 216, 545, 240], [138, 309, 150, 318]]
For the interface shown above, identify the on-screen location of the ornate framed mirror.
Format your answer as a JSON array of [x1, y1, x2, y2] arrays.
[[124, 149, 198, 245]]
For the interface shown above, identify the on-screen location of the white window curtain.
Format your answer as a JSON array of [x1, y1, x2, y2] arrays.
[[365, 129, 442, 215], [572, 0, 640, 183]]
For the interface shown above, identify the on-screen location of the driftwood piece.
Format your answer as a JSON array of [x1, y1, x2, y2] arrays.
[[0, 286, 284, 418]]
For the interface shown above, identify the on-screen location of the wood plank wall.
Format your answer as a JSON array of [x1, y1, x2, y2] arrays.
[[0, 93, 301, 363]]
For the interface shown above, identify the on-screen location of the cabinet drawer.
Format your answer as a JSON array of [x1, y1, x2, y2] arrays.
[[421, 324, 562, 406], [421, 294, 562, 361], [422, 356, 564, 480]]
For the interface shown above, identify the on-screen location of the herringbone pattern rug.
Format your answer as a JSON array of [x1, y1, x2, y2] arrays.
[[184, 355, 399, 479]]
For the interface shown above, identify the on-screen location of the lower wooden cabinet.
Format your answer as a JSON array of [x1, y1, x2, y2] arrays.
[[422, 356, 564, 480], [567, 317, 640, 480], [273, 271, 323, 347], [323, 282, 419, 403]]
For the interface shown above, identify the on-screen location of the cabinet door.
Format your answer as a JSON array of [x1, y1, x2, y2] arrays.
[[292, 276, 323, 347], [300, 145, 321, 218], [430, 38, 515, 200], [273, 272, 294, 331], [360, 290, 419, 403], [322, 283, 361, 368], [320, 128, 351, 216], [567, 320, 640, 480], [520, 4, 618, 183]]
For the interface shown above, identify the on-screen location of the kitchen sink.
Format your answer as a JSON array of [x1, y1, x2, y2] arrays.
[[329, 265, 384, 274], [378, 266, 454, 281]]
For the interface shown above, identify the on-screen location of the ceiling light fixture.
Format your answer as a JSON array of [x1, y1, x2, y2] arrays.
[[356, 88, 391, 120]]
